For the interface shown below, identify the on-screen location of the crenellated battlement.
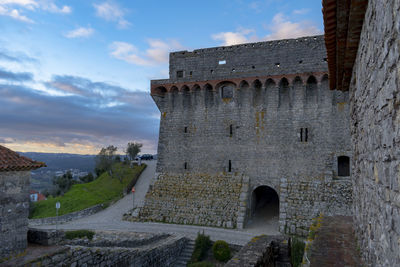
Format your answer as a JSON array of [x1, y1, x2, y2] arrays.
[[161, 35, 327, 83]]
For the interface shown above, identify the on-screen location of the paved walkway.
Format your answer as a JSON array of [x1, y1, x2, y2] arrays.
[[33, 161, 279, 246], [309, 216, 363, 267]]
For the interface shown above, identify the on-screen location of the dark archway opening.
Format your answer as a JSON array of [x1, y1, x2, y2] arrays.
[[338, 156, 350, 176], [247, 186, 279, 232]]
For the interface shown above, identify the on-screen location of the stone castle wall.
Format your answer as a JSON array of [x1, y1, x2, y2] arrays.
[[0, 171, 30, 259], [350, 0, 400, 265], [146, 35, 353, 235]]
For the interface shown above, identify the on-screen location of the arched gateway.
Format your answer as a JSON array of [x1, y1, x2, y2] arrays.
[[247, 186, 279, 231]]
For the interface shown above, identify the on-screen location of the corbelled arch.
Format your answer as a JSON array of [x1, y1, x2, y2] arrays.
[[204, 83, 214, 107], [252, 79, 262, 89], [170, 86, 179, 93], [265, 78, 276, 89], [252, 79, 263, 107], [306, 75, 318, 104], [192, 84, 201, 91], [279, 77, 290, 108], [293, 76, 303, 85], [239, 80, 249, 89], [203, 83, 213, 91], [181, 85, 190, 92], [216, 81, 236, 99], [153, 86, 167, 96]]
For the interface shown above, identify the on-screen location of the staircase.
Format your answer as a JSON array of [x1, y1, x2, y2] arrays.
[[173, 239, 195, 267], [274, 238, 292, 267]]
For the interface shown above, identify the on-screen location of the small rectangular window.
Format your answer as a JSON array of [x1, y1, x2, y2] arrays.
[[300, 128, 303, 142], [184, 127, 188, 133], [219, 60, 226, 65], [177, 70, 184, 78], [229, 124, 233, 137], [300, 128, 308, 142], [189, 71, 193, 77], [228, 160, 232, 172], [184, 162, 187, 170]]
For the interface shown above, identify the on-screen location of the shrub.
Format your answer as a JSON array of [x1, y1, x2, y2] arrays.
[[212, 240, 231, 262], [187, 262, 214, 267], [65, 230, 95, 240], [291, 237, 305, 267], [191, 232, 212, 262]]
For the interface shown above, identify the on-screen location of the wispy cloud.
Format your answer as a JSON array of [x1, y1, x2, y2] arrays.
[[109, 39, 183, 66], [212, 12, 321, 45], [40, 0, 71, 14], [264, 13, 321, 40], [212, 28, 256, 46], [65, 27, 94, 38], [0, 0, 71, 23], [0, 49, 37, 62], [0, 5, 34, 22], [293, 8, 310, 15], [93, 1, 130, 29], [0, 0, 38, 9], [0, 67, 33, 81]]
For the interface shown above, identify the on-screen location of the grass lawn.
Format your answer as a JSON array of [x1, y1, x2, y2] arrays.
[[30, 163, 146, 219]]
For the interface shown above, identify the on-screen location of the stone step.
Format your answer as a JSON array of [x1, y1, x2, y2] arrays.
[[173, 240, 195, 267], [271, 239, 291, 266], [275, 262, 292, 267]]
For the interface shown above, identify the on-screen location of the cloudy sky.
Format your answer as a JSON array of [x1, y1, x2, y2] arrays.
[[0, 0, 323, 155]]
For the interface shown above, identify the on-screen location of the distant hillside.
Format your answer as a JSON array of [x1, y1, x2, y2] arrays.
[[20, 152, 96, 172]]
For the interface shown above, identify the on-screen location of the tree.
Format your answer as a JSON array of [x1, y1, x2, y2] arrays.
[[95, 145, 118, 176], [125, 142, 142, 161], [53, 171, 75, 196], [80, 172, 94, 183]]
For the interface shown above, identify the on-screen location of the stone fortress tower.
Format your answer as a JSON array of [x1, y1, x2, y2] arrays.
[[139, 35, 352, 236]]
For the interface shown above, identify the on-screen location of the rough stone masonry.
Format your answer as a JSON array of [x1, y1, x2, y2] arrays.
[[137, 35, 353, 236], [0, 145, 45, 260], [349, 0, 400, 265]]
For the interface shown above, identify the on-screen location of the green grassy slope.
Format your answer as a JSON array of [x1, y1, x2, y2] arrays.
[[30, 163, 146, 219]]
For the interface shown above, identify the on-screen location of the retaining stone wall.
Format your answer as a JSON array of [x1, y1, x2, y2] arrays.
[[138, 173, 246, 228], [0, 171, 30, 259], [350, 0, 400, 265], [24, 232, 188, 267], [280, 177, 352, 236], [29, 204, 104, 226]]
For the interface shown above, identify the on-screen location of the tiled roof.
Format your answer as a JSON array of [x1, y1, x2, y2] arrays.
[[0, 145, 46, 172], [322, 0, 368, 91]]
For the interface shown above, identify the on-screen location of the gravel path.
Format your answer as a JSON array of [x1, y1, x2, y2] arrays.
[[34, 161, 279, 246]]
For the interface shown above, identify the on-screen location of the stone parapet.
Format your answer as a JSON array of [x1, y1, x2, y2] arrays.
[[29, 204, 104, 226]]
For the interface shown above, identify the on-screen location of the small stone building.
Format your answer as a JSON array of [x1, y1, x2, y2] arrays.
[[0, 145, 45, 260], [138, 35, 353, 236]]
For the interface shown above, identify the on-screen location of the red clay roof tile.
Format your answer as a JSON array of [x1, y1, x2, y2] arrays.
[[0, 145, 46, 172]]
